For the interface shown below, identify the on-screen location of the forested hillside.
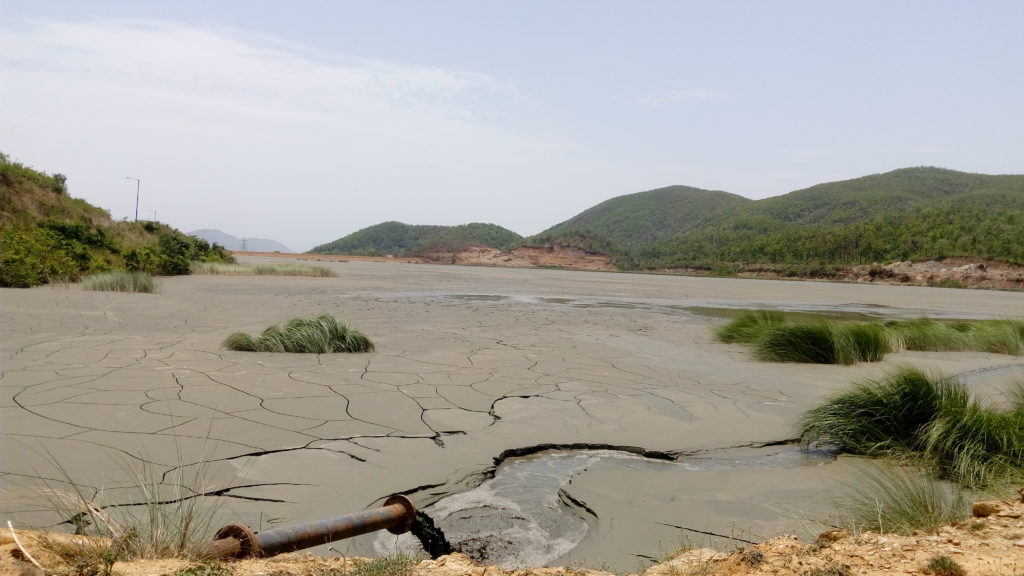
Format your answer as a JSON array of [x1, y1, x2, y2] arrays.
[[0, 153, 232, 287], [530, 167, 1024, 271], [309, 221, 522, 256], [538, 185, 749, 250]]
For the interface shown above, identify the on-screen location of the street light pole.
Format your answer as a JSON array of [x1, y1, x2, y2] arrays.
[[125, 177, 140, 221]]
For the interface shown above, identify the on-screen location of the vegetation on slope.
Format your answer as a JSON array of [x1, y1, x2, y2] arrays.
[[0, 153, 233, 287], [307, 168, 1021, 273], [309, 221, 522, 256], [637, 168, 1024, 270], [533, 185, 749, 251]]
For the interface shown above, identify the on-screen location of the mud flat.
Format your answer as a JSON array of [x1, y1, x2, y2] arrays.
[[2, 259, 1022, 570]]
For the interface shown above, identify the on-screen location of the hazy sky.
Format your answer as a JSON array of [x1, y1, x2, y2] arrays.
[[2, 1, 1022, 251]]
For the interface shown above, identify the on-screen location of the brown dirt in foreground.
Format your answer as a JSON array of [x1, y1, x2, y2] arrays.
[[3, 499, 1022, 576], [236, 249, 1023, 290]]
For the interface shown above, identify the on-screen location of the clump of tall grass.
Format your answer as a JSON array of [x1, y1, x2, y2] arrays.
[[800, 367, 1024, 487], [30, 447, 222, 572], [81, 271, 156, 293], [716, 310, 787, 343], [224, 314, 374, 353], [834, 465, 969, 535], [752, 322, 891, 365], [190, 261, 335, 277], [717, 313, 1024, 364]]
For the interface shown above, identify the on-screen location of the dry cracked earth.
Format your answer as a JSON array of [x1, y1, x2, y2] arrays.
[[2, 259, 1023, 570]]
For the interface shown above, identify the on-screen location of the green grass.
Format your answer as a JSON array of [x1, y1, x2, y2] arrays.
[[189, 261, 336, 277], [833, 465, 969, 535], [30, 445, 222, 575], [81, 271, 156, 293], [224, 314, 374, 353], [715, 310, 787, 343], [717, 313, 1024, 364], [800, 367, 1024, 487]]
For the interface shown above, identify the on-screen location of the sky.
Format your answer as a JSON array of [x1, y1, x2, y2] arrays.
[[2, 1, 1022, 252]]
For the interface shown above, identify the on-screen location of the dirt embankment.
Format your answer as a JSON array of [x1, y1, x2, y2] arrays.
[[239, 244, 616, 272], [236, 250, 1023, 290], [3, 498, 1022, 576]]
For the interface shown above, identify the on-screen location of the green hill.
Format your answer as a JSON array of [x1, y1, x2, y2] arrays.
[[637, 167, 1024, 271], [309, 221, 522, 256], [0, 153, 232, 287], [535, 185, 750, 250]]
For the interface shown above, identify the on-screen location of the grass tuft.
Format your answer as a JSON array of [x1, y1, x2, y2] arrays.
[[924, 555, 966, 576], [190, 261, 335, 277], [715, 310, 786, 343], [756, 323, 848, 364], [834, 466, 968, 535], [718, 313, 1023, 364], [81, 271, 156, 293], [224, 314, 374, 353], [800, 367, 1024, 487]]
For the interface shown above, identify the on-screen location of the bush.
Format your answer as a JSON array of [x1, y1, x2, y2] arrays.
[[81, 271, 156, 293], [224, 314, 374, 353], [0, 225, 78, 286]]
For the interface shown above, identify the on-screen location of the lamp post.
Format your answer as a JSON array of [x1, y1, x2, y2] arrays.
[[125, 177, 140, 221]]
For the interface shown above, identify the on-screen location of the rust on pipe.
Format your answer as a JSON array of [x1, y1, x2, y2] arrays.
[[198, 494, 416, 559]]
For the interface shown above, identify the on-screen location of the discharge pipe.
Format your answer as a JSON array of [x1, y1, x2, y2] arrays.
[[198, 495, 416, 559]]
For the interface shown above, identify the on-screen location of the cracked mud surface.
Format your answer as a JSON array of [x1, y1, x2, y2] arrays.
[[2, 259, 1023, 569]]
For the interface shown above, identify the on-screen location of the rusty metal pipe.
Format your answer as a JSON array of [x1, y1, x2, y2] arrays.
[[198, 495, 416, 559]]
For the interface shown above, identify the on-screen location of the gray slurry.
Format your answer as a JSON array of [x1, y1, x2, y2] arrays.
[[2, 259, 1022, 568]]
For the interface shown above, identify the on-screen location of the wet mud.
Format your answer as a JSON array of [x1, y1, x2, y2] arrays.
[[2, 259, 1022, 570]]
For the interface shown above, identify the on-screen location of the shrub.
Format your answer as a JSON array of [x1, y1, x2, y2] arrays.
[[81, 271, 156, 293], [224, 314, 374, 353]]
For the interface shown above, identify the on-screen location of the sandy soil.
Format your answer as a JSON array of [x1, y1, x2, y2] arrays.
[[3, 497, 1022, 575], [1, 259, 1022, 573]]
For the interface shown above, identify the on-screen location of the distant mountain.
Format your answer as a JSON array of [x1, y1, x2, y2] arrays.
[[189, 229, 294, 253], [309, 221, 522, 256]]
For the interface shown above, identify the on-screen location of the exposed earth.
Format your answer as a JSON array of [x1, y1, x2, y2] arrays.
[[2, 497, 1022, 575], [243, 247, 1024, 290]]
